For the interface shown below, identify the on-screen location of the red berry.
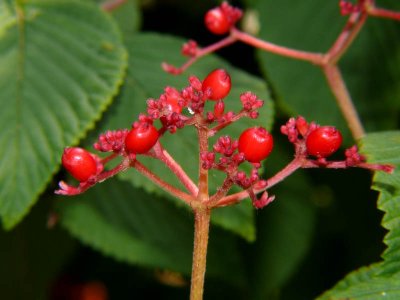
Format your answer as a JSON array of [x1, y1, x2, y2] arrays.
[[204, 7, 231, 35], [306, 126, 343, 158], [165, 93, 182, 114], [164, 87, 183, 114], [62, 147, 98, 182], [238, 127, 274, 163], [202, 69, 231, 101], [125, 123, 159, 154]]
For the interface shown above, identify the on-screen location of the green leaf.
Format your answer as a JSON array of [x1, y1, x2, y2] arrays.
[[86, 32, 274, 241], [318, 264, 400, 300], [248, 143, 317, 299], [108, 0, 141, 34], [90, 0, 141, 34], [0, 0, 127, 229], [251, 0, 400, 139], [318, 131, 400, 299], [57, 178, 246, 285], [0, 198, 76, 300], [361, 131, 400, 275]]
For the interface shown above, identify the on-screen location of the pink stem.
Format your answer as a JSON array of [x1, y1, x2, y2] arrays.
[[302, 159, 395, 173], [152, 142, 199, 196], [207, 176, 234, 205], [100, 152, 120, 165], [367, 6, 400, 21], [163, 36, 237, 74], [231, 28, 324, 65], [323, 65, 365, 140], [208, 110, 248, 137], [216, 157, 304, 207], [55, 160, 131, 196], [325, 11, 368, 64], [132, 160, 195, 205]]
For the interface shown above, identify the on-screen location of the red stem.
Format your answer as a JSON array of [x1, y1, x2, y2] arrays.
[[100, 152, 120, 165], [231, 28, 324, 65], [322, 65, 365, 140], [132, 160, 195, 205], [152, 142, 199, 195], [207, 176, 234, 205], [325, 11, 368, 64], [367, 6, 400, 21], [163, 36, 237, 74], [208, 110, 248, 137], [216, 157, 304, 207]]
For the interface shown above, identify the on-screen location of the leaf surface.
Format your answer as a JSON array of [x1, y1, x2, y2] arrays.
[[57, 178, 246, 285], [0, 0, 127, 228], [318, 131, 400, 299]]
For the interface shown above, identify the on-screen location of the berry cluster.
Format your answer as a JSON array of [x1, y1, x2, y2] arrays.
[[57, 69, 393, 210], [56, 69, 271, 202], [280, 116, 393, 173], [204, 2, 242, 35]]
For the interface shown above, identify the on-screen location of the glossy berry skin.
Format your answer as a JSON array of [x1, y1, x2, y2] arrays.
[[125, 123, 159, 154], [306, 126, 343, 158], [204, 7, 230, 35], [238, 127, 274, 163], [202, 69, 231, 101], [62, 147, 98, 182], [165, 93, 182, 114]]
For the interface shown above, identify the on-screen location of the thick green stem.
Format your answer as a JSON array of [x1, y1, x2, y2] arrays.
[[190, 207, 211, 300]]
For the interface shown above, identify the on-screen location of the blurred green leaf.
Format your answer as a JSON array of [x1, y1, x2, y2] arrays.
[[318, 131, 400, 298], [251, 0, 400, 140], [0, 199, 76, 300], [248, 142, 317, 299], [90, 0, 141, 33], [0, 0, 127, 229], [57, 178, 245, 285], [108, 0, 141, 34], [86, 32, 274, 241]]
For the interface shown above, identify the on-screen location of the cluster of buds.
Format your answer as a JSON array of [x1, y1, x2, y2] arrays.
[[93, 129, 129, 153], [339, 0, 367, 16]]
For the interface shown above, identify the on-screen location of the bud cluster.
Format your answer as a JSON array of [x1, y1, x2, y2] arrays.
[[93, 129, 129, 153]]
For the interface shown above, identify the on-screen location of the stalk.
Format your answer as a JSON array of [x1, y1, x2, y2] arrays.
[[323, 65, 365, 140], [190, 207, 211, 300]]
